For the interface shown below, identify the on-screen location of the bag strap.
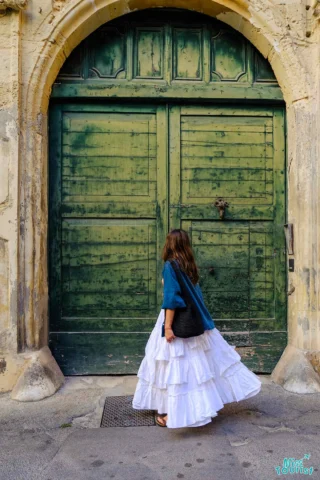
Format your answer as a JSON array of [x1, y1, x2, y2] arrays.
[[168, 260, 203, 323], [168, 259, 193, 304]]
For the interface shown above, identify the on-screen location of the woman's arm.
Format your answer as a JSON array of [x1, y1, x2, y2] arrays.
[[165, 309, 175, 329], [164, 309, 176, 342]]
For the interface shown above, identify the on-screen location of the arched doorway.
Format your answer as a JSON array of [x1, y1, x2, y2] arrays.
[[48, 8, 286, 375]]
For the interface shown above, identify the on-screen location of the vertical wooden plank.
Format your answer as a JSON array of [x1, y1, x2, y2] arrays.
[[133, 28, 164, 79], [173, 28, 202, 80], [181, 220, 192, 247], [82, 37, 90, 79], [48, 104, 62, 331], [246, 41, 254, 85], [164, 23, 172, 84], [169, 105, 181, 229], [156, 105, 169, 308], [273, 107, 287, 330], [203, 24, 211, 84], [126, 26, 133, 81]]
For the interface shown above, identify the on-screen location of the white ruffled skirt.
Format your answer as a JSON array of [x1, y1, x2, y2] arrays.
[[132, 309, 262, 428]]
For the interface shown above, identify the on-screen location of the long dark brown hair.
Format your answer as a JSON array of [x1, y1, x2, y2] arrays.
[[162, 229, 199, 285]]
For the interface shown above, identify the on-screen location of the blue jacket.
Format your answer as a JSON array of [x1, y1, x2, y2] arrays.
[[161, 260, 215, 331]]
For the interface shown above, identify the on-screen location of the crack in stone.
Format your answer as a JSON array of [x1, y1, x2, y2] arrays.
[[256, 423, 296, 433], [229, 438, 252, 447]]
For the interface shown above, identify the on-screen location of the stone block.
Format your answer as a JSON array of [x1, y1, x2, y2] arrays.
[[11, 346, 65, 401], [271, 344, 320, 394]]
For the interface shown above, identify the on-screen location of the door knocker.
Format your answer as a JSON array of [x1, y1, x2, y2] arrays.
[[214, 198, 229, 220]]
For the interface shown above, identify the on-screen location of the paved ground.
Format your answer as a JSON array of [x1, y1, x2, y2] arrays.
[[1, 375, 320, 480]]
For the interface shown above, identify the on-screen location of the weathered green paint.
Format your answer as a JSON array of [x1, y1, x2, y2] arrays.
[[52, 82, 284, 101], [52, 9, 281, 101], [49, 9, 286, 375], [49, 104, 168, 374], [177, 106, 286, 373]]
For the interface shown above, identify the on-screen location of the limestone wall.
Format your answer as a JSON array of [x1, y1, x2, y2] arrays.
[[0, 0, 319, 395], [0, 11, 25, 391]]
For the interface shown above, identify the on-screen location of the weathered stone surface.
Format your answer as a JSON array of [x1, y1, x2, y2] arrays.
[[0, 0, 28, 12], [271, 344, 320, 394], [10, 346, 65, 401], [3, 375, 320, 480], [306, 350, 320, 375], [52, 0, 68, 12], [0, 238, 8, 339]]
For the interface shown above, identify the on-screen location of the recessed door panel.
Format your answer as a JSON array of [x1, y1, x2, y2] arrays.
[[171, 106, 286, 372]]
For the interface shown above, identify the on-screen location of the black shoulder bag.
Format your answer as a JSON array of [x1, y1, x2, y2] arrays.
[[162, 260, 204, 339]]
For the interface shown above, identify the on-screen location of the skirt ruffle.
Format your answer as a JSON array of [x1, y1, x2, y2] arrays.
[[132, 309, 262, 428]]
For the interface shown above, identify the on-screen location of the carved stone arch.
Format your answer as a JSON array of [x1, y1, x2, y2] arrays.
[[27, 0, 310, 116], [15, 0, 320, 400]]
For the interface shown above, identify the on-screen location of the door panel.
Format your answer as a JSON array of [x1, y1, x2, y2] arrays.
[[183, 221, 275, 319], [49, 103, 286, 374], [49, 104, 168, 374], [61, 220, 157, 318], [171, 106, 276, 219], [60, 108, 158, 218], [171, 105, 286, 372]]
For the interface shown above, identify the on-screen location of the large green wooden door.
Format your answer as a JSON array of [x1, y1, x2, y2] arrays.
[[49, 104, 168, 374], [49, 103, 286, 374], [49, 8, 286, 374], [169, 105, 286, 372]]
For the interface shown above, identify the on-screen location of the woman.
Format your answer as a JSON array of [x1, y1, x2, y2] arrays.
[[132, 229, 261, 428]]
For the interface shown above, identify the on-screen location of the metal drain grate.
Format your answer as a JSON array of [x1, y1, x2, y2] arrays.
[[100, 395, 156, 427]]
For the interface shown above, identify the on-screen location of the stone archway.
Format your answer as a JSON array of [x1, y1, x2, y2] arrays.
[[7, 0, 320, 399]]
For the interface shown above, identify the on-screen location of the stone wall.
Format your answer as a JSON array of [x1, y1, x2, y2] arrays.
[[0, 0, 319, 397], [0, 10, 25, 391]]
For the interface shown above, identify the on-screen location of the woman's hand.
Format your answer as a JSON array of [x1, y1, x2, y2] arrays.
[[165, 327, 176, 343], [164, 309, 175, 342]]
